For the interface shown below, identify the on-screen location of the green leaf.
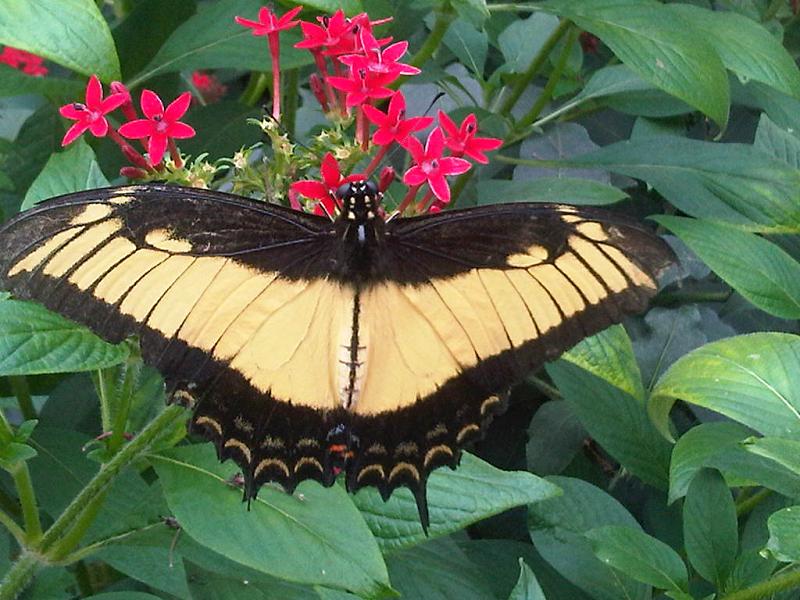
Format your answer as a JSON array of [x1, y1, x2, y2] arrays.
[[743, 437, 800, 477], [754, 114, 800, 168], [508, 559, 546, 600], [541, 0, 729, 127], [477, 177, 626, 206], [547, 326, 672, 488], [442, 19, 488, 78], [498, 13, 560, 74], [765, 506, 800, 562], [655, 216, 800, 319], [179, 102, 262, 160], [450, 0, 490, 28], [575, 137, 800, 233], [5, 103, 64, 195], [585, 525, 689, 593], [0, 0, 120, 80], [526, 400, 586, 476], [670, 422, 800, 504], [299, 0, 363, 14], [528, 476, 648, 600], [0, 65, 83, 101], [649, 333, 800, 441], [22, 139, 109, 210], [94, 545, 191, 600], [0, 441, 37, 469], [83, 594, 163, 600], [352, 452, 560, 553], [130, 0, 313, 87], [0, 300, 129, 376], [150, 445, 393, 599], [682, 469, 738, 587], [667, 4, 800, 98]]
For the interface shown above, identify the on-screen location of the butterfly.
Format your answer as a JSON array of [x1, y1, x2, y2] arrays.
[[0, 181, 673, 531]]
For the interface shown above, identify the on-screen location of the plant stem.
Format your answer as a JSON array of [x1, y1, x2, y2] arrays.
[[735, 488, 772, 518], [11, 463, 41, 544], [488, 3, 542, 11], [498, 19, 571, 116], [0, 507, 25, 545], [720, 567, 800, 600], [408, 8, 454, 69], [107, 362, 136, 455], [283, 68, 298, 137], [493, 154, 566, 169], [528, 376, 563, 401], [516, 26, 579, 131], [0, 405, 186, 599], [0, 551, 39, 600], [652, 290, 732, 307], [95, 368, 114, 433], [240, 72, 269, 108], [48, 491, 108, 561], [8, 377, 36, 421]]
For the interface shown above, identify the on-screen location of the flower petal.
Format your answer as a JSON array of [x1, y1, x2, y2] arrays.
[[402, 135, 425, 163], [387, 91, 405, 121], [147, 134, 168, 165], [290, 180, 329, 200], [402, 165, 427, 186], [118, 119, 155, 139], [425, 127, 445, 158], [99, 93, 126, 114], [438, 156, 473, 176], [437, 110, 459, 139], [167, 121, 196, 139], [165, 92, 192, 121], [140, 89, 164, 118], [427, 173, 451, 203], [89, 117, 109, 137], [85, 75, 102, 108], [61, 121, 90, 146], [320, 153, 341, 188], [59, 103, 86, 120], [382, 41, 408, 62], [361, 103, 388, 126]]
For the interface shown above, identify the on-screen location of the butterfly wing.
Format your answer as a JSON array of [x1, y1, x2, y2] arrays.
[[346, 203, 673, 518], [0, 184, 352, 493]]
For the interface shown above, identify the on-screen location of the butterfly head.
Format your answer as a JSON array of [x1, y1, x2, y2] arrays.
[[336, 179, 382, 224]]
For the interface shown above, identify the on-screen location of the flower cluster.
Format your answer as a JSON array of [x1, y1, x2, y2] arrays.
[[0, 46, 47, 77], [55, 6, 502, 214], [58, 75, 196, 179]]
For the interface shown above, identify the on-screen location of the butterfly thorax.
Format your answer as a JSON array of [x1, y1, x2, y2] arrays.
[[334, 180, 386, 281]]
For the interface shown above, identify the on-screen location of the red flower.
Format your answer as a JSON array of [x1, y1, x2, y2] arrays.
[[118, 90, 195, 165], [234, 6, 302, 36], [402, 128, 472, 203], [290, 153, 363, 215], [191, 71, 227, 103], [328, 68, 394, 108], [362, 92, 432, 146], [59, 75, 126, 146], [339, 31, 419, 78], [438, 111, 503, 164], [0, 46, 47, 76]]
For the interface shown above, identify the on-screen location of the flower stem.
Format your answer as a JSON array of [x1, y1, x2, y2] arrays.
[[416, 190, 434, 213], [397, 184, 421, 214], [167, 139, 183, 169], [0, 508, 24, 545], [108, 128, 150, 169], [269, 34, 282, 120], [735, 488, 772, 518], [409, 8, 454, 68], [364, 145, 389, 177], [498, 19, 571, 116], [516, 26, 579, 130], [0, 409, 41, 545], [8, 376, 36, 421], [0, 551, 39, 600], [720, 568, 800, 600]]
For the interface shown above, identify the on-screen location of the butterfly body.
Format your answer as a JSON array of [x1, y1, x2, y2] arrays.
[[0, 183, 673, 530]]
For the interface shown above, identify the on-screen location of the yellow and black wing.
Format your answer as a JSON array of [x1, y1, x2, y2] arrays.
[[343, 203, 673, 513], [0, 184, 355, 491]]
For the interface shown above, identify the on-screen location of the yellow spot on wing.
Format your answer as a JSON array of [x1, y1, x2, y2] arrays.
[[555, 250, 607, 305], [569, 237, 627, 293], [529, 263, 585, 317], [8, 226, 84, 276], [119, 255, 195, 320], [145, 229, 193, 253], [576, 221, 608, 242], [69, 203, 113, 225], [602, 245, 654, 289], [94, 249, 168, 304]]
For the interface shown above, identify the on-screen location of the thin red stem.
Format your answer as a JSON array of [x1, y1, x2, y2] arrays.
[[415, 189, 434, 213], [168, 138, 183, 168], [331, 60, 347, 115], [397, 184, 421, 214], [312, 51, 338, 111], [364, 144, 389, 177], [107, 128, 150, 169], [269, 35, 281, 121]]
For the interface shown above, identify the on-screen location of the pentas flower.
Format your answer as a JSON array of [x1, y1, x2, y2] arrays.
[[402, 128, 472, 204], [192, 71, 227, 104], [296, 10, 389, 56], [0, 46, 47, 76], [290, 153, 364, 216], [437, 111, 503, 164], [59, 75, 126, 146], [234, 5, 302, 36], [363, 92, 432, 146], [328, 68, 394, 108], [235, 6, 302, 120], [339, 32, 419, 78], [119, 90, 195, 166]]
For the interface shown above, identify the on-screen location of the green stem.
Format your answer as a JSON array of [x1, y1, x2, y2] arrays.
[[0, 551, 39, 600], [11, 463, 41, 544], [515, 26, 579, 131], [488, 3, 542, 11], [95, 368, 113, 433], [735, 488, 771, 518], [762, 0, 785, 22], [528, 376, 563, 401], [0, 507, 25, 545], [498, 19, 571, 116], [56, 521, 164, 565], [720, 567, 800, 600], [107, 363, 136, 455], [283, 69, 299, 138], [409, 8, 453, 68], [240, 72, 269, 108], [8, 377, 36, 421], [652, 290, 732, 307], [0, 405, 186, 600], [493, 154, 566, 169], [48, 491, 108, 561]]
